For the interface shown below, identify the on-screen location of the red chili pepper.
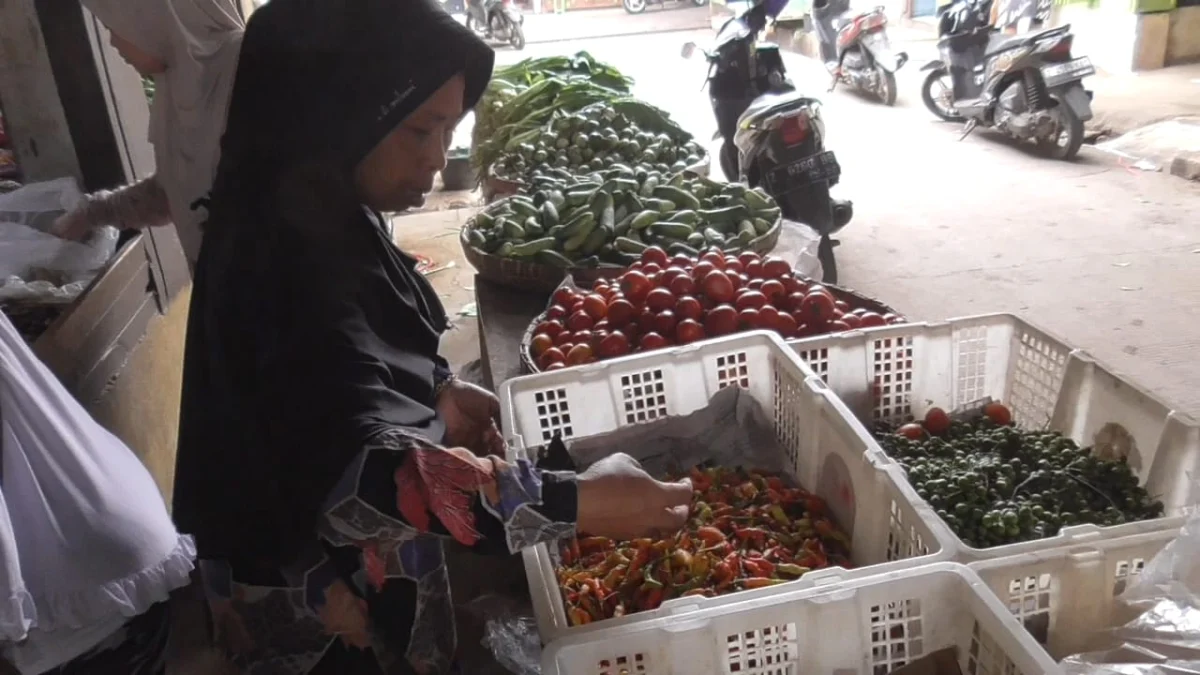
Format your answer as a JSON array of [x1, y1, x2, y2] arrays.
[[740, 577, 787, 589], [766, 476, 785, 491], [578, 536, 611, 555], [644, 587, 665, 610], [696, 526, 726, 545], [627, 546, 651, 576]]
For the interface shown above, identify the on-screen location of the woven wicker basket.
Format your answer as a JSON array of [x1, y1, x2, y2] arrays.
[[460, 209, 783, 294], [517, 278, 903, 374]]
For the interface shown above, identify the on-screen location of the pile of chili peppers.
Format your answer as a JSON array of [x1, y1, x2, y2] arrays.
[[557, 465, 852, 626]]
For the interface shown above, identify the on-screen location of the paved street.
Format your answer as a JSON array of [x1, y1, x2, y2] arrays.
[[520, 5, 710, 44], [490, 31, 1200, 416]]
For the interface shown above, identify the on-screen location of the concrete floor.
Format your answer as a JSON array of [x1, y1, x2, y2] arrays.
[[404, 28, 1200, 419]]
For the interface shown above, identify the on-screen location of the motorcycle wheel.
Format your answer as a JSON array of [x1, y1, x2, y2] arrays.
[[623, 0, 647, 12], [719, 141, 739, 183], [818, 235, 838, 285], [921, 68, 963, 122], [1036, 93, 1084, 161], [692, 0, 710, 5], [508, 21, 526, 49], [877, 68, 897, 107]]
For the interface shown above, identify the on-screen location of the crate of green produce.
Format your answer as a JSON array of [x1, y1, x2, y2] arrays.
[[785, 313, 1200, 561], [461, 171, 783, 292]]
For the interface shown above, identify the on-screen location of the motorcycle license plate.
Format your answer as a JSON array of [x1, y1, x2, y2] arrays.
[[765, 151, 841, 194], [1041, 57, 1094, 87]]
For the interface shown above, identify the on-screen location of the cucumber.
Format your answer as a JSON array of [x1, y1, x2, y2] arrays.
[[503, 220, 526, 240], [742, 189, 772, 211], [752, 218, 773, 235], [754, 207, 782, 222], [653, 185, 701, 211], [548, 190, 566, 209], [687, 232, 707, 249], [509, 237, 558, 257], [639, 175, 660, 198], [564, 217, 598, 252], [548, 224, 566, 238], [579, 226, 609, 256], [651, 222, 695, 240], [667, 209, 699, 225], [643, 198, 676, 213], [667, 242, 700, 257], [560, 212, 596, 239], [524, 217, 544, 238], [699, 206, 751, 225], [590, 190, 614, 219], [615, 236, 649, 254], [509, 198, 538, 218], [630, 210, 659, 231], [466, 229, 486, 248], [614, 212, 638, 237], [738, 220, 757, 238], [541, 201, 559, 228], [473, 212, 495, 230], [703, 227, 725, 246], [535, 249, 575, 268], [565, 187, 598, 207]]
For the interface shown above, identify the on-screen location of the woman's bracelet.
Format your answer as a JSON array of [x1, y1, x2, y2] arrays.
[[433, 372, 456, 400]]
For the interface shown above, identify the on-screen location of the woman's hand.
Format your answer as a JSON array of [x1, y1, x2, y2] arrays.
[[436, 379, 506, 458], [576, 454, 692, 541], [50, 207, 94, 242]]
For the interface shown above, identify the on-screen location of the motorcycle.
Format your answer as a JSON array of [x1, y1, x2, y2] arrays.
[[811, 0, 908, 105], [623, 0, 708, 14], [920, 0, 1094, 160], [464, 0, 526, 50], [682, 0, 850, 283]]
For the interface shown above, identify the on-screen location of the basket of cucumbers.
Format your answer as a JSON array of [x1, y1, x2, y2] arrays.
[[461, 169, 783, 293]]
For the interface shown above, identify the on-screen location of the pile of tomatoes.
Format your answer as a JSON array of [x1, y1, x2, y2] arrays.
[[529, 246, 907, 370]]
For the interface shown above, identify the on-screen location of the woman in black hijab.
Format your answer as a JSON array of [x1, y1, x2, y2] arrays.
[[172, 0, 693, 672]]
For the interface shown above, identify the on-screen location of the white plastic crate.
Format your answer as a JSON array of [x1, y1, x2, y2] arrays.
[[498, 331, 952, 643], [542, 563, 1061, 675], [786, 313, 1200, 561], [969, 525, 1180, 661]]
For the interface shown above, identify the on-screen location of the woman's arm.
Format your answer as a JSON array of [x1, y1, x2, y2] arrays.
[[52, 177, 171, 240]]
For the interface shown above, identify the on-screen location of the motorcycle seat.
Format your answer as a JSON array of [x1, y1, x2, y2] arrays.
[[984, 26, 1063, 55]]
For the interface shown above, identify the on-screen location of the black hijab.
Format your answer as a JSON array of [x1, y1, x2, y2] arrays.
[[173, 0, 494, 565]]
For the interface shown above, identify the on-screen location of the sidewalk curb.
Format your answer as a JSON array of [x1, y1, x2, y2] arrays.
[[1170, 152, 1200, 181]]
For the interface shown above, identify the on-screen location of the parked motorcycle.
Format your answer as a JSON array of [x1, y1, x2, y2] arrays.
[[464, 0, 526, 50], [624, 0, 708, 15], [920, 0, 1094, 160], [812, 0, 907, 105], [682, 0, 851, 283]]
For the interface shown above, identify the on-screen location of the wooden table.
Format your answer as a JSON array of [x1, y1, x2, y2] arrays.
[[474, 274, 550, 391]]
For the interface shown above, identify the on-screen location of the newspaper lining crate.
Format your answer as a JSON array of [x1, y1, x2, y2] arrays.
[[498, 331, 953, 643], [541, 563, 1062, 675], [786, 313, 1200, 561], [969, 525, 1180, 661]]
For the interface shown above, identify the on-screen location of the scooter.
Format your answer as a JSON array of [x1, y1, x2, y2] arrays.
[[464, 0, 526, 50], [623, 0, 708, 14], [683, 0, 851, 283], [811, 0, 908, 106], [920, 0, 1094, 160]]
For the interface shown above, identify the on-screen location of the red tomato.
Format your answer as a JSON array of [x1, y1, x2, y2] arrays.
[[652, 310, 678, 337], [582, 294, 608, 320], [784, 291, 807, 312], [897, 423, 926, 440], [851, 308, 868, 316], [841, 313, 862, 329], [669, 274, 696, 297], [607, 299, 636, 327], [536, 319, 564, 338], [739, 308, 759, 329], [748, 278, 765, 291], [566, 344, 594, 366], [675, 319, 706, 345], [531, 334, 553, 356], [660, 265, 686, 284], [807, 284, 831, 298], [644, 263, 664, 278], [745, 260, 764, 279], [705, 304, 739, 336], [736, 290, 768, 311], [728, 273, 742, 293], [646, 287, 676, 312], [699, 294, 717, 312], [567, 310, 594, 332], [538, 347, 566, 370], [640, 246, 669, 269], [701, 270, 735, 304], [553, 331, 573, 347], [620, 271, 652, 305], [760, 279, 786, 305], [984, 402, 1013, 426], [598, 331, 631, 359], [783, 277, 807, 295], [594, 318, 611, 332], [571, 300, 585, 316], [675, 296, 703, 322], [545, 362, 566, 371], [890, 315, 908, 325], [552, 287, 579, 308], [638, 307, 657, 327], [573, 329, 594, 347], [798, 292, 836, 325], [794, 321, 810, 337], [924, 407, 952, 435], [835, 300, 851, 313], [623, 321, 641, 343], [738, 251, 761, 267], [691, 261, 715, 282], [724, 257, 744, 275], [757, 305, 780, 330], [859, 312, 887, 328], [671, 254, 693, 269], [700, 251, 726, 270], [776, 312, 798, 337], [546, 305, 568, 321], [763, 257, 792, 280], [640, 332, 669, 351], [828, 320, 851, 333]]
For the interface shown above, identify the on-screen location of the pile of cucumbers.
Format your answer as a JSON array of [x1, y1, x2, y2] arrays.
[[494, 101, 706, 185], [465, 165, 782, 269]]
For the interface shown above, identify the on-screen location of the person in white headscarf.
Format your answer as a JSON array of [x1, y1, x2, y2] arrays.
[[51, 0, 245, 270]]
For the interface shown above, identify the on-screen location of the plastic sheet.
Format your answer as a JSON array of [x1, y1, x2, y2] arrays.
[[465, 595, 542, 675], [1062, 509, 1200, 674]]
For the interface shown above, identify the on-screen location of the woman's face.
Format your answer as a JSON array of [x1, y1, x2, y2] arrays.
[[109, 31, 167, 77], [354, 74, 466, 212]]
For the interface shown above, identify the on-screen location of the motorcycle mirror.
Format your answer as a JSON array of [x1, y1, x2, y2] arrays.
[[681, 41, 697, 59]]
